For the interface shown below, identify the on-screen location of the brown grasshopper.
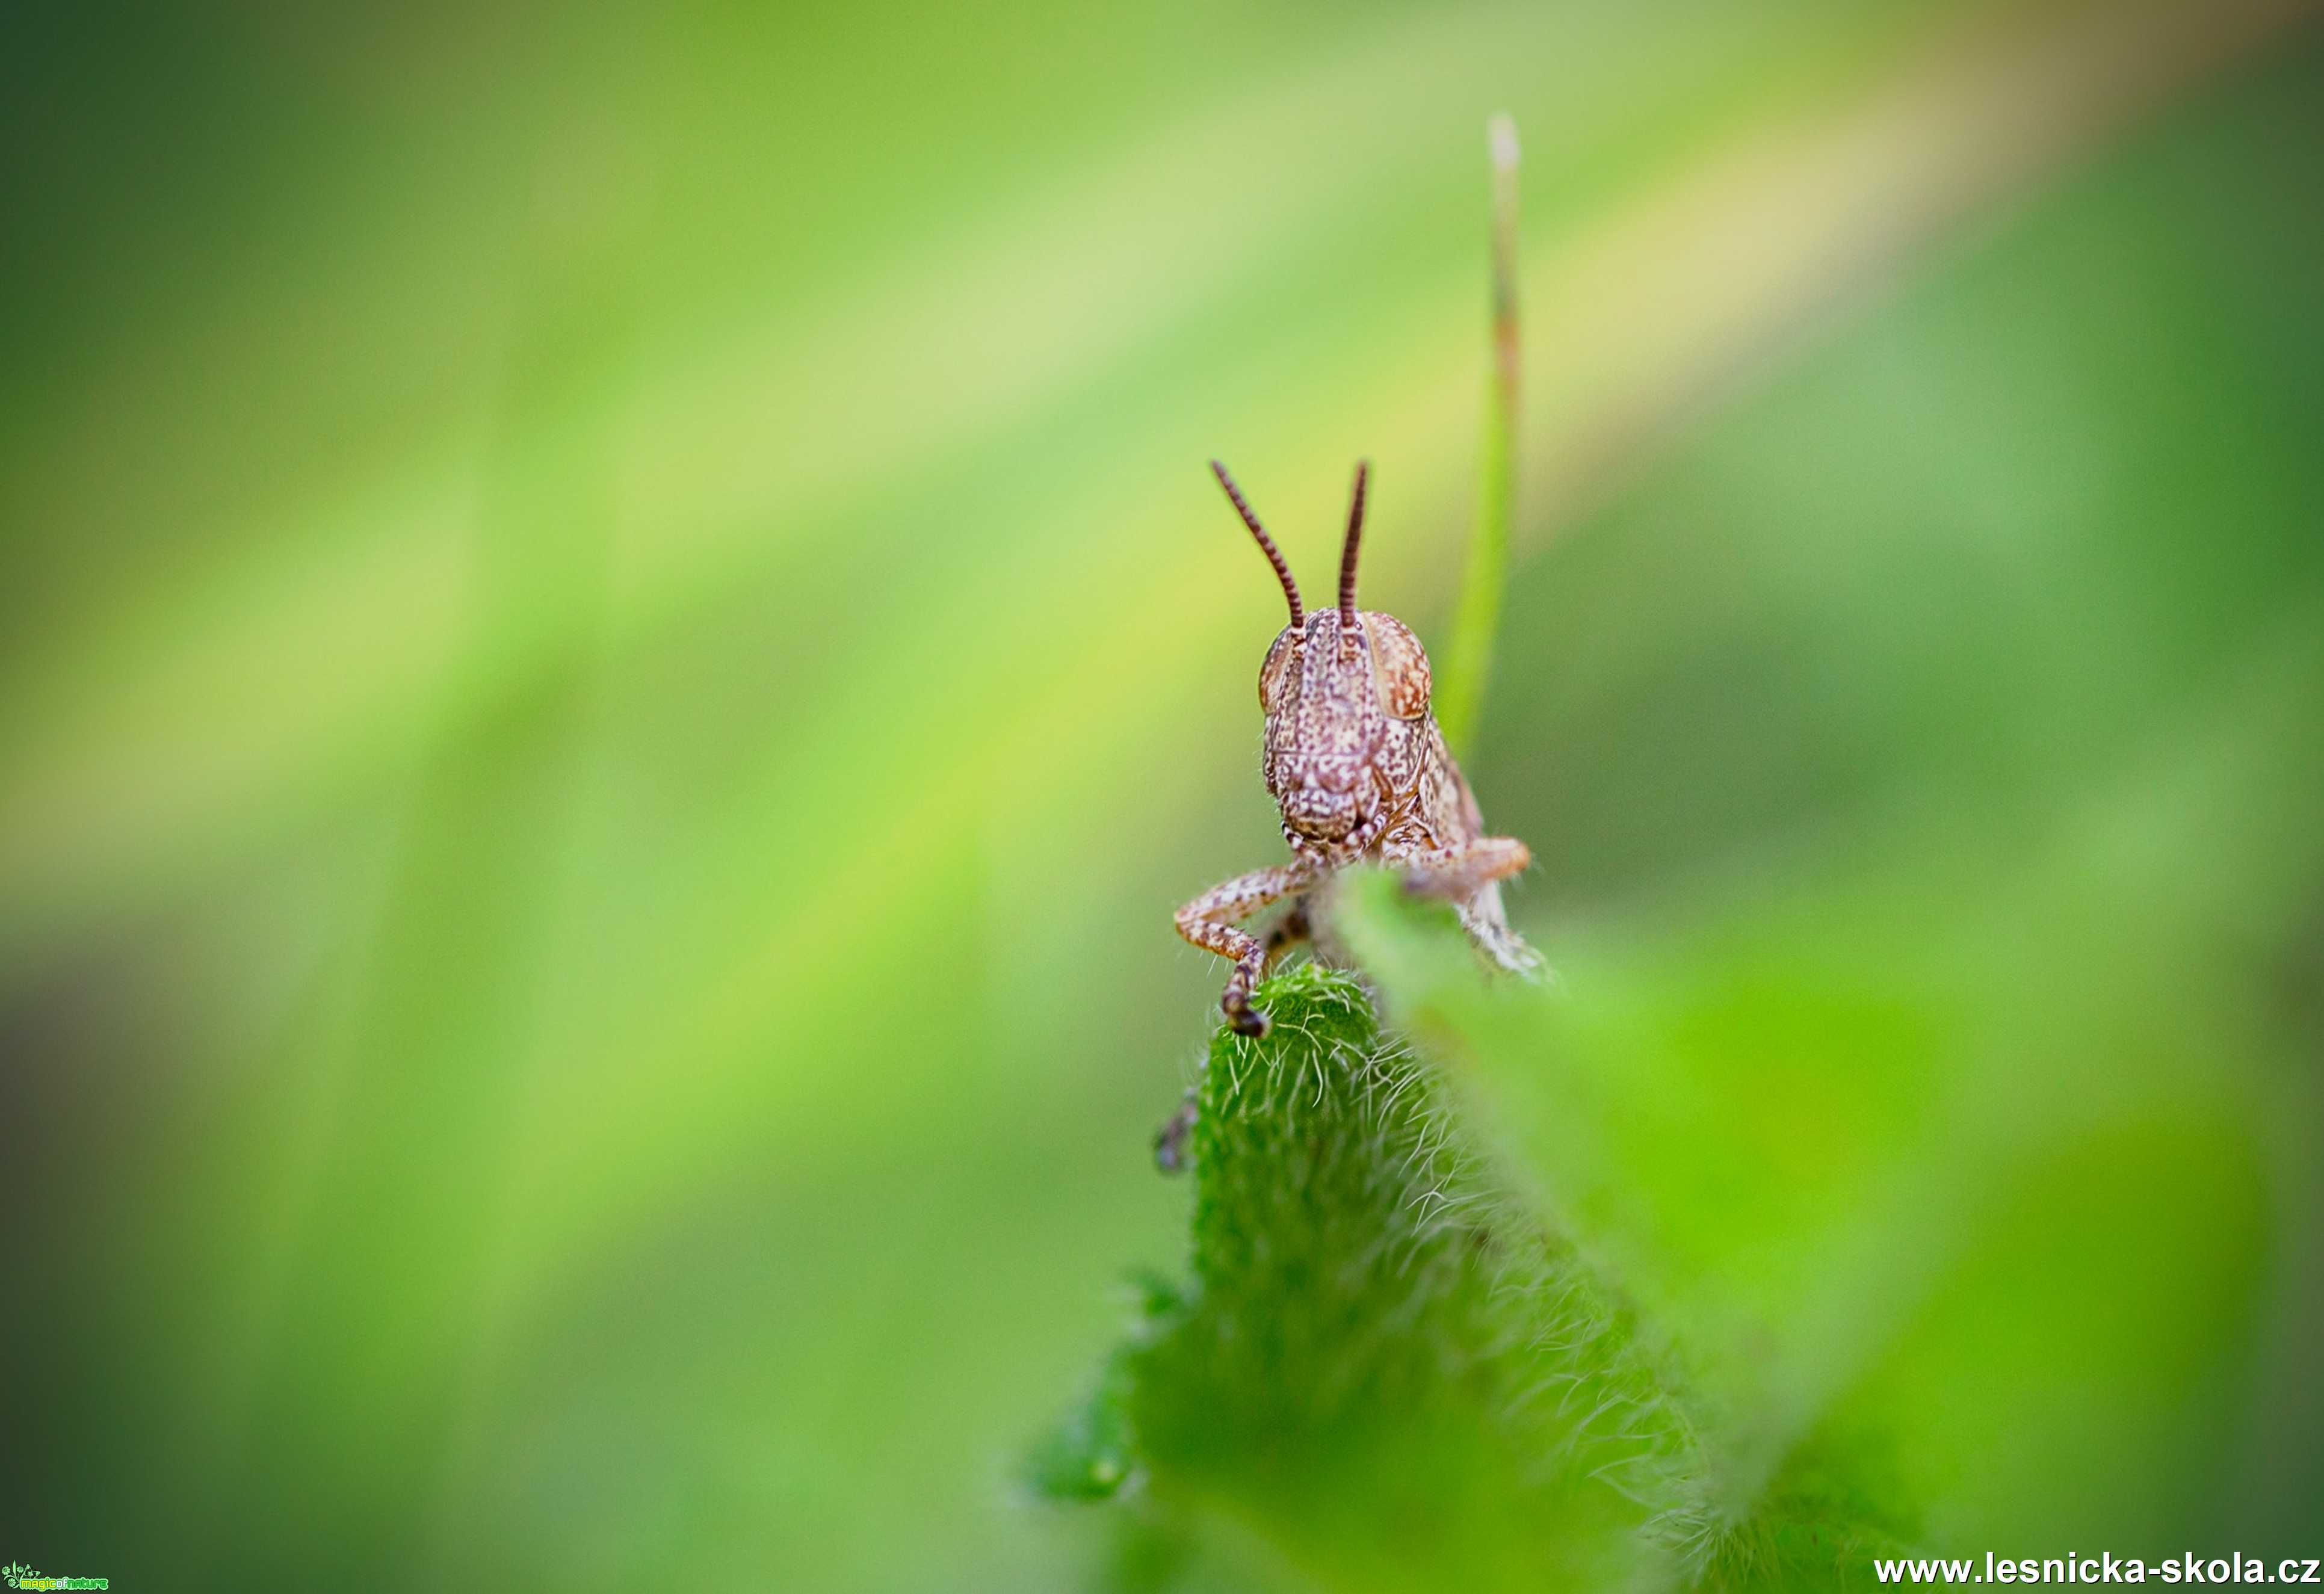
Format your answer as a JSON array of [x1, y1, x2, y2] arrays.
[[1158, 459, 1539, 1168]]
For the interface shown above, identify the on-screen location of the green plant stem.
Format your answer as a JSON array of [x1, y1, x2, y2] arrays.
[[1436, 113, 1521, 761]]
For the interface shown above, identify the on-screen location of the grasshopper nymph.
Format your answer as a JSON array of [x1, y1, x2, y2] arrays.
[[1160, 460, 1539, 1169]]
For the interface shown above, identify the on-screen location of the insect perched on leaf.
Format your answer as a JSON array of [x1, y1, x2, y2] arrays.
[[1158, 459, 1541, 1169]]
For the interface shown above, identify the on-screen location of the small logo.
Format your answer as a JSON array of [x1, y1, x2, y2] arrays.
[[1, 1566, 106, 1591]]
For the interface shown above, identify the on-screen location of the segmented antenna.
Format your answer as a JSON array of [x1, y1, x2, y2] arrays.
[[1338, 459, 1370, 638], [1211, 460, 1303, 628]]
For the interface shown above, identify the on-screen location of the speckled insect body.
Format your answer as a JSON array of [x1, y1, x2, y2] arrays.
[[1160, 460, 1538, 1167]]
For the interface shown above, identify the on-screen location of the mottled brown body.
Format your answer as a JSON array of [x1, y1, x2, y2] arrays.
[[1160, 462, 1538, 1167]]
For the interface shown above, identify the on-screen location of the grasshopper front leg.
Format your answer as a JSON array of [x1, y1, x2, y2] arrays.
[[1394, 835, 1530, 898], [1173, 861, 1321, 1037], [1158, 865, 1318, 1172], [1395, 836, 1542, 975]]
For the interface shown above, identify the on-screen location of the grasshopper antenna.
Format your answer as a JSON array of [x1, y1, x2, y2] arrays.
[[1211, 460, 1303, 628], [1338, 459, 1370, 640]]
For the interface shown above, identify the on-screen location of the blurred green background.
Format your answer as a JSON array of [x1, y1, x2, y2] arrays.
[[5, 0, 2323, 1587]]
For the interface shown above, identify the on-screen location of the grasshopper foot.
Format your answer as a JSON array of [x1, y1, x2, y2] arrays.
[[1225, 999, 1270, 1038], [1153, 1099, 1199, 1173]]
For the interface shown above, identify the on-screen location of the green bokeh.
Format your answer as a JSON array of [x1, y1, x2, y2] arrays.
[[5, 1, 2321, 1589]]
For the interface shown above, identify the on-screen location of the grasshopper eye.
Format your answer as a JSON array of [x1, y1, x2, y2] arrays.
[[1258, 629, 1297, 712], [1364, 613, 1431, 719]]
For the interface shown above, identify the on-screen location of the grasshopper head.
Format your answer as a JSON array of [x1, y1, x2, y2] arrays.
[[1212, 460, 1434, 856]]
